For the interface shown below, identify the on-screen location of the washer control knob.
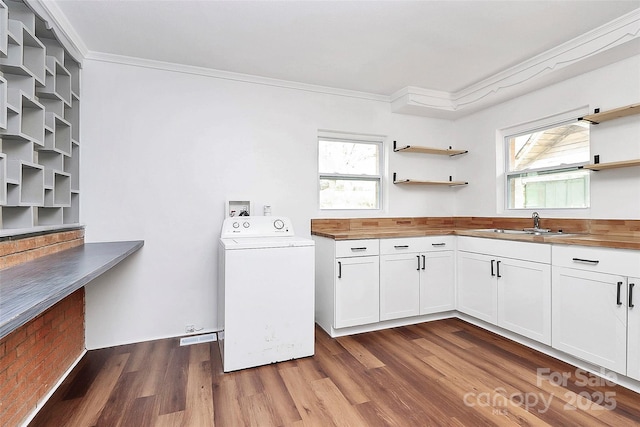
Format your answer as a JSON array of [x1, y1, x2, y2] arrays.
[[243, 221, 250, 228], [232, 222, 239, 228], [273, 219, 285, 230]]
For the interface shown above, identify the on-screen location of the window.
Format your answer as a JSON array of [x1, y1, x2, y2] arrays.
[[505, 120, 590, 209], [318, 136, 382, 210]]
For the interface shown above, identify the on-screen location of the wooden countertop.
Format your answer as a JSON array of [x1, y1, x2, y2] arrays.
[[0, 241, 144, 340], [312, 229, 640, 250]]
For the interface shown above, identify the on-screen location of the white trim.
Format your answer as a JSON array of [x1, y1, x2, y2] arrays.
[[20, 349, 87, 427], [84, 51, 390, 103]]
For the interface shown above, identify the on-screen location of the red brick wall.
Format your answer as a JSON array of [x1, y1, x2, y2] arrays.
[[0, 229, 86, 427]]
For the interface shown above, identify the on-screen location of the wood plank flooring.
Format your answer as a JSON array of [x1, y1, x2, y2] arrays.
[[28, 319, 640, 426]]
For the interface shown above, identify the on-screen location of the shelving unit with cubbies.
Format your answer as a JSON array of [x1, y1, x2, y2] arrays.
[[392, 140, 468, 187], [0, 0, 81, 230]]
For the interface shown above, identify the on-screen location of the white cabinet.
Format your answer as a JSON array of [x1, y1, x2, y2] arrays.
[[335, 254, 380, 328], [379, 236, 455, 321], [552, 245, 640, 377], [457, 237, 551, 345], [628, 277, 640, 381], [313, 237, 379, 335]]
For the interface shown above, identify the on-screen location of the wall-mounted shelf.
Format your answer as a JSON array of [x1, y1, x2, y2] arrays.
[[582, 159, 640, 171], [392, 173, 467, 186], [392, 141, 468, 156], [579, 103, 640, 124]]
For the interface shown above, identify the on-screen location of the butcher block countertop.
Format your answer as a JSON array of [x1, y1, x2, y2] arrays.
[[311, 217, 640, 250]]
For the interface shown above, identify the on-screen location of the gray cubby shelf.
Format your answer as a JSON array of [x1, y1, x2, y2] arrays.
[[0, 153, 6, 204], [0, 1, 8, 58], [6, 159, 44, 206], [37, 55, 71, 106], [43, 169, 70, 207], [1, 90, 45, 143], [0, 19, 45, 85], [41, 112, 71, 155], [0, 0, 80, 230]]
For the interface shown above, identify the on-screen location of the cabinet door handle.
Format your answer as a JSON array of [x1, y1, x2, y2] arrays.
[[350, 247, 367, 251], [630, 283, 635, 308], [421, 255, 426, 270], [431, 243, 446, 247], [416, 255, 421, 271], [496, 260, 502, 278], [394, 245, 409, 249], [617, 281, 623, 306], [338, 261, 342, 279], [572, 257, 599, 265], [491, 259, 495, 277]]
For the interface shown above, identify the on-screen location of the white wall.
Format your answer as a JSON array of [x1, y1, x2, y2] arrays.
[[453, 55, 640, 219], [80, 59, 456, 348]]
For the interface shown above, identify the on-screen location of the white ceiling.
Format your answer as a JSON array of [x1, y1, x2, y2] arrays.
[[48, 0, 639, 97]]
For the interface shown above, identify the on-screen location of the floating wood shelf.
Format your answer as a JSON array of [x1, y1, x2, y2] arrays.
[[580, 103, 640, 124], [393, 141, 467, 156], [393, 173, 467, 186], [582, 159, 640, 171]]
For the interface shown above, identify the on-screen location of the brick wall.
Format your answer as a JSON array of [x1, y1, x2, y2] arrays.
[[0, 229, 86, 427]]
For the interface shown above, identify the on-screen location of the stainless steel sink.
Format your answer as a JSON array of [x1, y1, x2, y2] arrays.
[[472, 228, 573, 236]]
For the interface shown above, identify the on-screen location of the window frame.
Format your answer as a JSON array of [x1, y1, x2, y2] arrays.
[[503, 117, 590, 211], [318, 135, 384, 211]]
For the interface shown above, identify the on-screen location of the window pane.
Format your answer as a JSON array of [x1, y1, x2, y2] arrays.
[[319, 179, 379, 209], [319, 140, 379, 175], [507, 169, 590, 209], [508, 122, 589, 172]]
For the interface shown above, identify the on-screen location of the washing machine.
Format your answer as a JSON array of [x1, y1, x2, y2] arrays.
[[218, 216, 315, 372]]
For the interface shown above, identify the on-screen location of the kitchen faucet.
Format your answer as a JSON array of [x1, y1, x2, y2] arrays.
[[532, 212, 540, 229]]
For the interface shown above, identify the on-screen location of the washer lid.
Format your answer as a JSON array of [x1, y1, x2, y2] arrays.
[[220, 236, 315, 250]]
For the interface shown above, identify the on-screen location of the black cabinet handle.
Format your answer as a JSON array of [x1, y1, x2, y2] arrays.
[[491, 259, 495, 277], [421, 255, 426, 270], [617, 281, 623, 306], [350, 247, 367, 251], [416, 255, 421, 271], [572, 257, 599, 265], [431, 243, 446, 247], [630, 283, 635, 308], [394, 245, 409, 249], [496, 260, 502, 278], [338, 261, 342, 278]]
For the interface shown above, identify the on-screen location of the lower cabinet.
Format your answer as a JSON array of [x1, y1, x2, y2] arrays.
[[457, 237, 551, 345], [335, 255, 380, 328], [313, 237, 380, 334], [552, 267, 627, 374], [379, 237, 455, 321], [552, 245, 640, 378]]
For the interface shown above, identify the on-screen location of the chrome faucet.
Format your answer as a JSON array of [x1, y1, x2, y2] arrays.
[[532, 212, 540, 229]]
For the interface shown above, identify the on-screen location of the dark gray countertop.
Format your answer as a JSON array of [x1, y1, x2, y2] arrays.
[[0, 241, 144, 340]]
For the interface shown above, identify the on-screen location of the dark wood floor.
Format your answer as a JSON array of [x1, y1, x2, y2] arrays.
[[29, 319, 640, 426]]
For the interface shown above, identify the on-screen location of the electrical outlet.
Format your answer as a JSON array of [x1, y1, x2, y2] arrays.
[[185, 324, 195, 333]]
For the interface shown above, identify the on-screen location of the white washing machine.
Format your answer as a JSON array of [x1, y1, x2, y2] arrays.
[[218, 216, 315, 372]]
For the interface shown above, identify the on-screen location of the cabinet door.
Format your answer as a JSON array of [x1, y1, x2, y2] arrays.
[[457, 251, 497, 324], [497, 258, 551, 345], [628, 277, 640, 381], [420, 251, 455, 314], [552, 267, 627, 374], [335, 256, 380, 329], [380, 253, 420, 321]]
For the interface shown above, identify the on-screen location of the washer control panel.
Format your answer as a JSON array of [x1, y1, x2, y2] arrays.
[[221, 216, 295, 238]]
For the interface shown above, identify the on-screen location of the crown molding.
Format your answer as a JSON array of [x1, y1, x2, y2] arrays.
[[391, 8, 640, 119], [24, 2, 640, 118], [25, 0, 88, 64], [84, 51, 390, 103]]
